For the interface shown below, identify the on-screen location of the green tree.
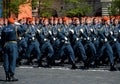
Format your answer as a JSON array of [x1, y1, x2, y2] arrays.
[[37, 0, 55, 17], [31, 0, 56, 17], [62, 0, 92, 17], [32, 0, 91, 17], [108, 0, 120, 15], [2, 0, 26, 18]]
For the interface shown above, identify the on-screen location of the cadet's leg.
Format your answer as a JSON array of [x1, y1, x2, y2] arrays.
[[114, 42, 120, 59], [47, 43, 54, 66], [25, 43, 34, 64], [89, 42, 96, 57], [106, 43, 116, 71], [9, 43, 18, 81], [34, 41, 42, 66], [66, 45, 77, 69], [77, 42, 87, 61], [3, 53, 10, 81]]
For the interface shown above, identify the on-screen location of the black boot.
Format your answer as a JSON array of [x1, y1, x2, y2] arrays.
[[26, 58, 33, 65], [37, 59, 43, 67], [46, 57, 52, 68], [71, 63, 77, 69], [10, 73, 18, 82], [16, 58, 22, 67], [5, 73, 10, 82], [110, 64, 117, 71], [83, 60, 89, 69]]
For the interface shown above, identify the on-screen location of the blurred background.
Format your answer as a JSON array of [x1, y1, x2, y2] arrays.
[[0, 0, 120, 18]]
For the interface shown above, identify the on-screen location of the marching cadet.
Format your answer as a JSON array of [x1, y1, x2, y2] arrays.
[[84, 17, 97, 65], [40, 18, 54, 67], [94, 17, 116, 71], [92, 17, 101, 51], [16, 19, 28, 66], [25, 18, 41, 66], [58, 17, 77, 69], [50, 18, 61, 62], [111, 18, 120, 62], [113, 18, 120, 42], [1, 18, 19, 81], [72, 18, 88, 68]]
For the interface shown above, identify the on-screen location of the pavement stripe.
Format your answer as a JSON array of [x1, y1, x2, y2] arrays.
[[51, 67, 70, 70], [0, 65, 118, 72], [19, 66, 34, 68], [18, 67, 110, 72], [86, 69, 109, 72]]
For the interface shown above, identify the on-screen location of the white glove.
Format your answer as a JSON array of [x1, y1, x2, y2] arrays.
[[110, 31, 113, 35], [114, 38, 117, 42], [87, 37, 90, 40], [18, 37, 22, 40], [49, 31, 52, 35], [80, 29, 83, 33], [70, 29, 74, 34], [90, 29, 93, 32], [76, 38, 79, 41], [53, 37, 56, 41], [65, 37, 68, 40], [119, 30, 120, 33], [14, 22, 21, 25], [32, 37, 35, 40], [105, 38, 107, 42], [94, 38, 96, 41], [84, 38, 86, 40], [44, 38, 47, 41], [37, 29, 40, 33]]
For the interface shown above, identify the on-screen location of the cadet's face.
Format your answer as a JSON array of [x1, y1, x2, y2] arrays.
[[50, 20, 54, 24], [81, 19, 85, 24], [36, 20, 39, 24], [54, 20, 58, 25], [94, 19, 98, 24], [69, 19, 72, 24], [0, 20, 3, 25], [98, 19, 102, 24], [106, 20, 110, 25], [5, 19, 8, 25], [32, 20, 35, 25], [114, 19, 119, 25], [23, 19, 26, 24], [75, 19, 80, 25], [19, 20, 23, 24], [58, 19, 62, 24], [86, 19, 91, 24], [64, 20, 69, 25], [44, 20, 49, 25]]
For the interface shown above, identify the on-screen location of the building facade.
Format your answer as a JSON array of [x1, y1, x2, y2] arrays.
[[32, 0, 112, 17]]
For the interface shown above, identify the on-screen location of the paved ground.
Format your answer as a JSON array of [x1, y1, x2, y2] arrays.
[[0, 62, 120, 84]]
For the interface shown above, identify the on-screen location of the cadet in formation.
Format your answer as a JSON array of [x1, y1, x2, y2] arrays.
[[0, 16, 120, 72]]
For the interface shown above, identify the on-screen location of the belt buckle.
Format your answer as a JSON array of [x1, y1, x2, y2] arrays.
[[32, 37, 35, 40], [44, 38, 47, 42]]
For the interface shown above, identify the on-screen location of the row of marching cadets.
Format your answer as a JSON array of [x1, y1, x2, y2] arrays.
[[0, 16, 120, 71]]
